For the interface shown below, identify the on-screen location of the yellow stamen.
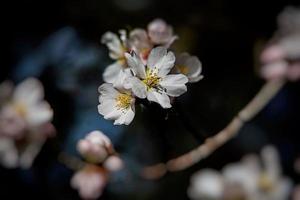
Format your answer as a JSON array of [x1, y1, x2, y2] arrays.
[[258, 173, 274, 192], [142, 68, 161, 90], [116, 93, 132, 110], [177, 65, 189, 75], [118, 57, 127, 67], [14, 103, 27, 117]]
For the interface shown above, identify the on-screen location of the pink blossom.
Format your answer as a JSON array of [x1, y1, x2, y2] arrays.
[[103, 155, 124, 172], [77, 131, 114, 164], [147, 19, 178, 47], [260, 7, 300, 82], [71, 164, 108, 200]]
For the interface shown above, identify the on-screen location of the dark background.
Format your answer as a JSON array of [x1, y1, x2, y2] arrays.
[[1, 0, 300, 199]]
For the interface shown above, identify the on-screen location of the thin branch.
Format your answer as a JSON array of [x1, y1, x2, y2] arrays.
[[141, 79, 285, 177]]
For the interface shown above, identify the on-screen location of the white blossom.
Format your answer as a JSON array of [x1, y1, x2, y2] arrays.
[[98, 70, 136, 125], [175, 53, 203, 83], [125, 46, 188, 108]]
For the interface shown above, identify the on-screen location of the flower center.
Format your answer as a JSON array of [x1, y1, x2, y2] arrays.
[[118, 57, 127, 68], [258, 173, 274, 192], [177, 65, 189, 75], [142, 68, 161, 90], [14, 103, 27, 118], [116, 93, 132, 110]]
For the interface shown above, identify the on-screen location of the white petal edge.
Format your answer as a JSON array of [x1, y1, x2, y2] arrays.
[[124, 52, 146, 79], [147, 90, 171, 108], [160, 74, 188, 97], [103, 62, 124, 84], [147, 47, 176, 77]]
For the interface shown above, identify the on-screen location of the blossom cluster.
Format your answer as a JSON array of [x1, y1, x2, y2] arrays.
[[98, 19, 203, 125], [188, 146, 292, 200], [260, 7, 300, 81], [0, 78, 54, 168], [71, 131, 123, 200]]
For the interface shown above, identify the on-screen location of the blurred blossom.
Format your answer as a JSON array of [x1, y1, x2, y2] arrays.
[[147, 19, 178, 47], [101, 31, 130, 83], [188, 169, 224, 200], [260, 7, 300, 81], [77, 131, 114, 164], [188, 146, 292, 200], [101, 19, 179, 83], [0, 78, 54, 168], [72, 130, 123, 199], [103, 155, 124, 172], [277, 7, 300, 35], [174, 53, 204, 83], [71, 164, 108, 200]]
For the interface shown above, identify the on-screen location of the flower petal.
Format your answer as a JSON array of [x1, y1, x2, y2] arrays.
[[13, 78, 44, 106], [128, 28, 152, 53], [189, 75, 204, 83], [113, 68, 133, 92], [147, 90, 171, 108], [124, 51, 146, 79], [147, 47, 175, 77], [147, 19, 176, 46], [103, 61, 124, 84], [160, 74, 188, 97], [0, 138, 19, 168], [98, 83, 119, 101], [124, 76, 147, 99], [178, 53, 202, 76], [98, 103, 122, 120], [26, 102, 53, 126], [114, 107, 135, 125], [101, 32, 124, 60]]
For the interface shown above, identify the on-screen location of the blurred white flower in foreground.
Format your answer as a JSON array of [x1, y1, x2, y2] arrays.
[[188, 169, 224, 200], [72, 130, 123, 200], [188, 146, 292, 200], [0, 78, 54, 168], [98, 70, 136, 125], [260, 6, 300, 81], [77, 130, 114, 164], [175, 53, 203, 83], [125, 46, 188, 108]]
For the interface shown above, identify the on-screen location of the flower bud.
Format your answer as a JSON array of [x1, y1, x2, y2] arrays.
[[71, 164, 107, 200], [77, 131, 114, 164]]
